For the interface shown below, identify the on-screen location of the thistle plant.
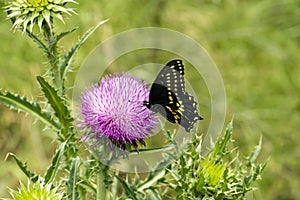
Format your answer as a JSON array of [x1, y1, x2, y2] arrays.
[[1, 1, 266, 199], [167, 122, 267, 200]]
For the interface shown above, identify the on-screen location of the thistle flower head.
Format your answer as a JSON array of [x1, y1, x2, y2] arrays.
[[79, 74, 158, 151], [5, 0, 77, 32], [8, 179, 62, 200]]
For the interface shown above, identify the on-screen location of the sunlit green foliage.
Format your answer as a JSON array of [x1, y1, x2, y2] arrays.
[[168, 122, 266, 199]]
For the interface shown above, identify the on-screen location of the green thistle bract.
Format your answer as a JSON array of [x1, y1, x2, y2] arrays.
[[197, 157, 227, 188], [5, 0, 77, 32], [8, 179, 62, 200]]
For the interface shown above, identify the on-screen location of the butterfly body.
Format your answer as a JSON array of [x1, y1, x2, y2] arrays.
[[143, 59, 203, 132]]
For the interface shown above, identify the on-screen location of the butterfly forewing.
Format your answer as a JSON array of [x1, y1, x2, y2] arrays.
[[153, 60, 186, 96], [149, 83, 181, 123]]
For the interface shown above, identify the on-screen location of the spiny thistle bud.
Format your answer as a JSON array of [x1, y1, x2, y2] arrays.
[[196, 157, 227, 191], [8, 179, 62, 200], [5, 0, 77, 33]]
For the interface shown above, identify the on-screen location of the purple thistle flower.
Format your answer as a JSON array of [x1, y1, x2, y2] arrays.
[[80, 73, 158, 151]]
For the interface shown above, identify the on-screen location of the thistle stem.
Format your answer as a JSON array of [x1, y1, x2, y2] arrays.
[[42, 22, 62, 91], [97, 166, 107, 200]]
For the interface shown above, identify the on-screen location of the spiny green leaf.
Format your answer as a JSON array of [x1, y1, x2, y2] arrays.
[[248, 136, 262, 165], [58, 19, 109, 81], [116, 175, 138, 200], [216, 120, 233, 156], [67, 157, 80, 200], [138, 151, 174, 190], [137, 169, 165, 192], [55, 27, 78, 43], [44, 140, 67, 183], [5, 153, 39, 182], [37, 76, 71, 126], [0, 90, 60, 130], [78, 180, 97, 196]]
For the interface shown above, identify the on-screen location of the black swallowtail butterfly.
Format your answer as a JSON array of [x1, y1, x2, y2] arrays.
[[143, 59, 203, 132]]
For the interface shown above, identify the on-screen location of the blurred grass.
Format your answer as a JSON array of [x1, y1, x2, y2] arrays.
[[1, 0, 300, 199]]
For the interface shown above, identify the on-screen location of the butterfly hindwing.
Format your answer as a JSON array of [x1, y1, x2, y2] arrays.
[[177, 92, 202, 132], [144, 59, 203, 132]]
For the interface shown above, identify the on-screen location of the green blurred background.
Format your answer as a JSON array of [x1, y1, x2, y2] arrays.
[[1, 0, 299, 199]]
